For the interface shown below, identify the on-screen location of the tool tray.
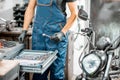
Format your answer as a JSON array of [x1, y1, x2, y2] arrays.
[[14, 50, 57, 74]]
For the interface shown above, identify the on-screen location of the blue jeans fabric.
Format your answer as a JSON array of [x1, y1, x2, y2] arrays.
[[32, 0, 68, 80]]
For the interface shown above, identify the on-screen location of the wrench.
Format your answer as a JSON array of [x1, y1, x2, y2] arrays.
[[42, 33, 52, 39]]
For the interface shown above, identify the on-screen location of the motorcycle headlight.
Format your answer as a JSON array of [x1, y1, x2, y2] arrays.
[[82, 53, 101, 76]]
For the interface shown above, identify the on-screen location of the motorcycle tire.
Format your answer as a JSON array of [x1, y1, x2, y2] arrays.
[[75, 75, 111, 80]]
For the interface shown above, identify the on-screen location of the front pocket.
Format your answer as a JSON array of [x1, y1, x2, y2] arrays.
[[46, 22, 65, 32], [37, 0, 53, 6]]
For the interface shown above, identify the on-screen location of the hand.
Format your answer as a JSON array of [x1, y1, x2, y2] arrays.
[[51, 32, 64, 42], [18, 30, 27, 43]]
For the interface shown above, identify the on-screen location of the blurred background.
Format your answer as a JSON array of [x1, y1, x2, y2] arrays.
[[0, 0, 120, 80]]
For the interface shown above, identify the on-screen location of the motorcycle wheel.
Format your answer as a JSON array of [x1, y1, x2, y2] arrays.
[[75, 74, 111, 80]]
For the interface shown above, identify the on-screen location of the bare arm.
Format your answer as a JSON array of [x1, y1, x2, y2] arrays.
[[61, 1, 78, 34], [22, 0, 36, 30]]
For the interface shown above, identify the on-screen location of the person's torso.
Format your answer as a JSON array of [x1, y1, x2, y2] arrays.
[[34, 0, 67, 24]]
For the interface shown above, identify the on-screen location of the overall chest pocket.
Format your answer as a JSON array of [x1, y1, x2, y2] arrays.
[[37, 0, 53, 6]]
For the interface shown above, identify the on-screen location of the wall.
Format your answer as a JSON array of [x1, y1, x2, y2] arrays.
[[0, 0, 25, 21], [90, 0, 120, 62], [91, 0, 120, 42]]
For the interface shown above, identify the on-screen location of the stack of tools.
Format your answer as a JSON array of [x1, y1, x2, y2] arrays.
[[13, 3, 32, 27], [0, 39, 16, 48]]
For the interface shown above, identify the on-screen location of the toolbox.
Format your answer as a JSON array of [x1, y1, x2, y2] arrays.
[[14, 50, 58, 74], [0, 40, 58, 74], [0, 40, 24, 60]]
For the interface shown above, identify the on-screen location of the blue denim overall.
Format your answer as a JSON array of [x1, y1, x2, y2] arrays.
[[32, 0, 68, 80]]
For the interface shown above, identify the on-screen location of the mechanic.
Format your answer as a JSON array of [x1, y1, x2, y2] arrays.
[[18, 0, 77, 80]]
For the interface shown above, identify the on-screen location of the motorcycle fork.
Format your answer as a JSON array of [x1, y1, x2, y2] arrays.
[[102, 52, 114, 80], [82, 72, 87, 80]]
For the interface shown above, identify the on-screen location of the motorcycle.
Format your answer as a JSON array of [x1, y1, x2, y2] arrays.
[[76, 8, 120, 80]]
